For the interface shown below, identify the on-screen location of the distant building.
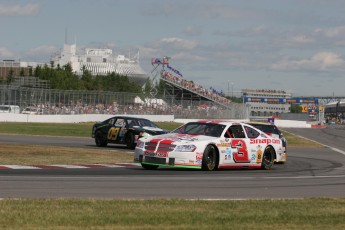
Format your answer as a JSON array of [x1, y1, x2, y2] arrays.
[[242, 89, 292, 117], [0, 60, 44, 81], [51, 41, 149, 85]]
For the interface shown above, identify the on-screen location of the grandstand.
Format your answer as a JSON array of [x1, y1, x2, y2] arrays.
[[151, 58, 232, 110]]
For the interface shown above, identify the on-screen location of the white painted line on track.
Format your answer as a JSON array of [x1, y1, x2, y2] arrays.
[[0, 165, 41, 169], [49, 165, 88, 169], [329, 147, 345, 156]]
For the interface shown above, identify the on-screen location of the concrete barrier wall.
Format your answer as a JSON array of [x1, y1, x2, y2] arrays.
[[274, 119, 311, 128], [0, 113, 175, 123], [0, 113, 311, 128]]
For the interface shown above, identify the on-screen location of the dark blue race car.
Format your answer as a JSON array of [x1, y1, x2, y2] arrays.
[[92, 116, 168, 149]]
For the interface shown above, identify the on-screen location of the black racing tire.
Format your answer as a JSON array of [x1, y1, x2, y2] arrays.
[[126, 132, 136, 149], [141, 163, 159, 170], [95, 131, 107, 147], [261, 146, 275, 170], [201, 145, 219, 171]]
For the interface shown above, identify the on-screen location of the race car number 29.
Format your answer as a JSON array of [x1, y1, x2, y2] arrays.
[[108, 127, 120, 141]]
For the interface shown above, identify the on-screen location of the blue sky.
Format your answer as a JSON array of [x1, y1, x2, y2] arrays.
[[1, 0, 345, 97]]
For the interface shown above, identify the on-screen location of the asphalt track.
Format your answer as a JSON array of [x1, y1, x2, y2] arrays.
[[1, 126, 345, 199]]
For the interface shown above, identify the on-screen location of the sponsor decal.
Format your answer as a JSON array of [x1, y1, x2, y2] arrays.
[[195, 160, 202, 164], [250, 138, 280, 145], [144, 151, 168, 158], [119, 129, 127, 137], [256, 145, 263, 163], [224, 148, 232, 161], [217, 143, 231, 147], [177, 136, 198, 142], [225, 138, 230, 142], [196, 152, 203, 161]]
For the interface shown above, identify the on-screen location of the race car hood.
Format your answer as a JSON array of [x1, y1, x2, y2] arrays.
[[139, 133, 218, 145]]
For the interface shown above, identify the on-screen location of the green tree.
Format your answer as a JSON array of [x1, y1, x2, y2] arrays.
[[20, 68, 25, 76], [6, 68, 14, 85], [290, 104, 302, 113], [80, 66, 94, 90], [156, 79, 167, 96], [143, 78, 153, 95]]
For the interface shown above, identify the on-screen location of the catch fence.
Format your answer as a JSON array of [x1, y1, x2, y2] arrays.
[[0, 85, 246, 119]]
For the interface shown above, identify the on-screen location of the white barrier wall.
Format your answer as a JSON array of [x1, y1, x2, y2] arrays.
[[274, 119, 311, 128], [0, 113, 175, 123], [0, 113, 311, 128]]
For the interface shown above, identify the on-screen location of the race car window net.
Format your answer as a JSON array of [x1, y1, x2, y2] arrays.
[[244, 126, 260, 138], [228, 125, 245, 138], [115, 118, 126, 127]]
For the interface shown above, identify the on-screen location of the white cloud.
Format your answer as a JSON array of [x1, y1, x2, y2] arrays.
[[271, 52, 345, 71], [0, 47, 15, 58], [183, 26, 202, 36], [289, 35, 314, 44], [315, 26, 345, 38], [26, 45, 57, 55], [0, 3, 40, 16], [158, 38, 198, 50]]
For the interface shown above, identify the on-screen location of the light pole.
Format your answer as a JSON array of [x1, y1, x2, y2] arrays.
[[227, 81, 230, 97], [231, 82, 234, 98]]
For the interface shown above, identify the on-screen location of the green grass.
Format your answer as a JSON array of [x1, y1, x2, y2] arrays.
[[0, 143, 133, 165], [0, 198, 345, 229], [281, 130, 324, 148], [0, 121, 182, 137]]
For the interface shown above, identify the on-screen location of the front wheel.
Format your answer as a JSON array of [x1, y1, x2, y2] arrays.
[[261, 146, 275, 170], [125, 132, 136, 149], [202, 145, 218, 171], [141, 163, 159, 170]]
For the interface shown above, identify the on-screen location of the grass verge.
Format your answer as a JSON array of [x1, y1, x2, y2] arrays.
[[0, 143, 132, 165], [0, 121, 182, 137], [0, 198, 344, 229]]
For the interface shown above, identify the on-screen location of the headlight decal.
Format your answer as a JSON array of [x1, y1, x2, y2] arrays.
[[136, 140, 145, 148], [174, 145, 197, 152]]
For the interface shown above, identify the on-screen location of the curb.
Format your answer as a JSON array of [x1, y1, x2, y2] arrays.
[[0, 163, 140, 170]]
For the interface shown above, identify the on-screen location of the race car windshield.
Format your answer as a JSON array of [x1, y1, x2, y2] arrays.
[[176, 123, 225, 137], [136, 119, 159, 128]]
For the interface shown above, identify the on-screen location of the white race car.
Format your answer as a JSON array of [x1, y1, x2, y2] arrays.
[[134, 120, 286, 171]]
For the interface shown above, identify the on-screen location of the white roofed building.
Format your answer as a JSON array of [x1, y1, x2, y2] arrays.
[[52, 41, 149, 85]]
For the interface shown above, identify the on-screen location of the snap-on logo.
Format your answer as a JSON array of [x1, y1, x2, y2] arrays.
[[250, 139, 280, 145]]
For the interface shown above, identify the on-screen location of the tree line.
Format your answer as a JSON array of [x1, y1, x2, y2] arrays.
[[33, 63, 143, 93]]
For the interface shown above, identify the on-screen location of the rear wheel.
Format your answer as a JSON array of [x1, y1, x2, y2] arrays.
[[141, 163, 159, 170], [126, 132, 136, 149], [261, 146, 275, 170], [202, 145, 218, 171], [95, 131, 107, 147]]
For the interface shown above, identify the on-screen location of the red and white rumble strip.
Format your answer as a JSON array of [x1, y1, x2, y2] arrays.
[[0, 163, 140, 170]]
